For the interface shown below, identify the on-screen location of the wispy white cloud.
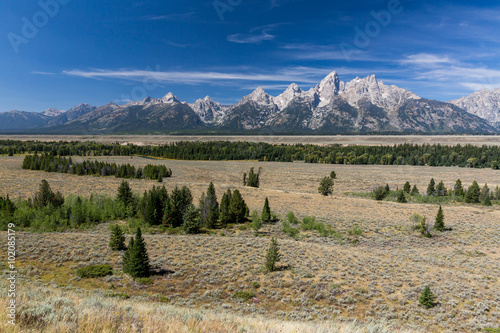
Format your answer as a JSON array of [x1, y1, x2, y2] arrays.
[[61, 66, 325, 86], [227, 24, 283, 44], [137, 12, 195, 21], [31, 71, 57, 75], [400, 53, 454, 66], [279, 43, 377, 62], [400, 53, 500, 92]]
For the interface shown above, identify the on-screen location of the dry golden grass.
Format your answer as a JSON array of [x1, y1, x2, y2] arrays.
[[0, 280, 412, 333], [0, 155, 499, 332]]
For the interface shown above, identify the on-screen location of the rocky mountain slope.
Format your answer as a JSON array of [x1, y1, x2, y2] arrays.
[[1, 71, 497, 134], [450, 89, 500, 128]]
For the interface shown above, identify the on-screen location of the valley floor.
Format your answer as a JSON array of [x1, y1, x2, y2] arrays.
[[0, 156, 499, 332], [1, 134, 500, 146]]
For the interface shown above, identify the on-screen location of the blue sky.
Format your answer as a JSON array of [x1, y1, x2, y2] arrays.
[[2, 0, 500, 112]]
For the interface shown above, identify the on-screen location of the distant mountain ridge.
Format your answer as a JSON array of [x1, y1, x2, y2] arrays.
[[449, 89, 500, 129], [0, 70, 498, 134]]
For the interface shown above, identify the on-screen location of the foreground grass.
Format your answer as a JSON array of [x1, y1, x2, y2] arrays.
[[0, 280, 409, 333]]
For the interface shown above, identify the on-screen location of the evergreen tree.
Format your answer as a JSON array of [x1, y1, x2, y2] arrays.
[[201, 182, 219, 228], [34, 179, 55, 208], [109, 225, 127, 251], [483, 194, 492, 206], [453, 178, 464, 197], [384, 184, 390, 193], [167, 186, 193, 227], [480, 184, 490, 203], [427, 178, 436, 196], [318, 176, 334, 196], [229, 189, 247, 223], [144, 191, 157, 225], [265, 238, 281, 272], [117, 180, 133, 207], [465, 180, 481, 203], [419, 285, 436, 309], [374, 185, 389, 200], [494, 186, 500, 200], [434, 205, 445, 231], [397, 190, 407, 203], [403, 181, 411, 193], [182, 204, 202, 234], [251, 210, 262, 235], [411, 184, 419, 196], [330, 171, 337, 179], [245, 167, 261, 187], [219, 189, 232, 227], [261, 197, 271, 223], [126, 227, 150, 278], [122, 237, 134, 274], [435, 181, 447, 196], [420, 217, 432, 237]]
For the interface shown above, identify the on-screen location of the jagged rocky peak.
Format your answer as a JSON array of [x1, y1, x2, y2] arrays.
[[242, 86, 275, 105], [42, 108, 65, 117], [190, 95, 226, 123], [274, 83, 303, 110], [342, 74, 420, 110], [317, 71, 343, 96], [141, 96, 157, 104], [161, 92, 180, 104], [316, 71, 345, 107]]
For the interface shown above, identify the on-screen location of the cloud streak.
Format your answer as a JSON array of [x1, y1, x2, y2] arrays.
[[227, 24, 283, 44], [61, 67, 326, 86]]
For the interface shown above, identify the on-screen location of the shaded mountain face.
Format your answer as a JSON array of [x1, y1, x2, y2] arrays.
[[450, 89, 500, 128], [48, 94, 204, 134], [0, 111, 50, 131], [0, 71, 498, 134], [46, 103, 97, 127]]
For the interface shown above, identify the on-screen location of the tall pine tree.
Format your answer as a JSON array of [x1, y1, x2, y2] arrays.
[[434, 205, 445, 231], [265, 238, 281, 272], [229, 189, 247, 223], [454, 178, 464, 197], [261, 197, 271, 223], [219, 189, 232, 226], [427, 178, 436, 196], [125, 228, 150, 278], [109, 225, 127, 251], [117, 180, 133, 206], [201, 182, 219, 228]]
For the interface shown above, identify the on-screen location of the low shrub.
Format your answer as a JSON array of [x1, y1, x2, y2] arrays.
[[76, 265, 113, 278], [233, 291, 255, 302]]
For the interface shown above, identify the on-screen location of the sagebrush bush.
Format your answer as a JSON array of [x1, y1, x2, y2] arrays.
[[76, 264, 113, 278]]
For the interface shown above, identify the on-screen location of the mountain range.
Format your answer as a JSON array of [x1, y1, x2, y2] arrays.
[[1, 71, 499, 134]]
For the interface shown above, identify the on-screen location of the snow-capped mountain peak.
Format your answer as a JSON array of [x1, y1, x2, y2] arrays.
[[449, 88, 500, 126], [161, 92, 180, 104], [274, 83, 303, 110], [316, 70, 344, 107], [42, 108, 65, 117], [189, 95, 228, 123], [241, 87, 275, 106]]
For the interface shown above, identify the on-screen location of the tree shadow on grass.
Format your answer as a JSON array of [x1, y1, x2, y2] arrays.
[[151, 268, 174, 276]]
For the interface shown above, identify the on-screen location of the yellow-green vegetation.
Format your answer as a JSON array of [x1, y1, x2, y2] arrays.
[[0, 154, 499, 332]]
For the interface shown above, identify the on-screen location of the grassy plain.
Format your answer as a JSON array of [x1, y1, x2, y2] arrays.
[[1, 134, 500, 146], [0, 154, 499, 332]]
